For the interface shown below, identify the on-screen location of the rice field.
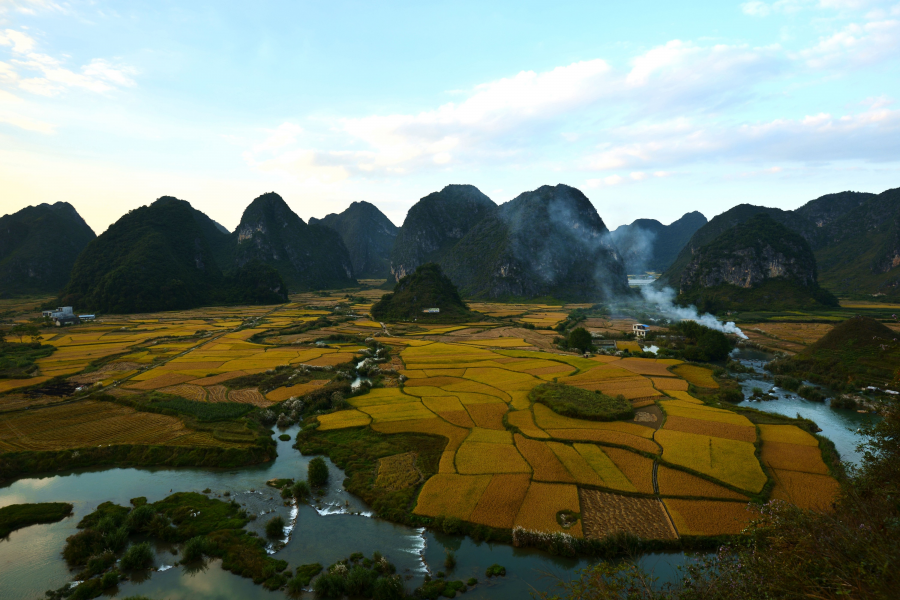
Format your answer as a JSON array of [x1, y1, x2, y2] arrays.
[[656, 429, 767, 493], [760, 441, 830, 475], [514, 482, 583, 536], [656, 466, 749, 500], [414, 474, 493, 520], [455, 442, 531, 474], [469, 473, 533, 529], [663, 499, 758, 536], [769, 469, 840, 511], [670, 365, 719, 388], [580, 490, 677, 540], [375, 452, 421, 491], [514, 434, 576, 483], [662, 415, 757, 443]]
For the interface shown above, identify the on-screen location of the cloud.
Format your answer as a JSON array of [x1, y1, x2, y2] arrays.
[[0, 107, 53, 132], [800, 17, 900, 67]]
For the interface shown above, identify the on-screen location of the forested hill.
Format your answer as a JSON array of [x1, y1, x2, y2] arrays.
[[675, 214, 838, 312], [441, 184, 630, 301], [610, 211, 707, 274], [389, 185, 497, 281], [659, 189, 900, 300], [0, 202, 96, 297], [370, 262, 477, 323], [59, 197, 287, 313], [232, 192, 356, 291], [310, 201, 398, 279]]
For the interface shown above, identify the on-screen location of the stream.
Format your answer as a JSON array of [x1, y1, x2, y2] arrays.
[[0, 427, 689, 600]]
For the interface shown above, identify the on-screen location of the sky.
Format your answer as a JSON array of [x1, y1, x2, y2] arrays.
[[1, 0, 899, 235]]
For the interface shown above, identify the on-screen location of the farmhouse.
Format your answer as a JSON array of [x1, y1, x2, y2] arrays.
[[42, 306, 80, 326], [633, 323, 650, 338], [422, 308, 440, 314]]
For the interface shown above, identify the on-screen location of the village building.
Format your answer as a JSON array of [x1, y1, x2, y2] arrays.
[[632, 323, 650, 338]]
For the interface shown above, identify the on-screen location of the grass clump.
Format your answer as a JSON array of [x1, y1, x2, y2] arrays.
[[119, 541, 154, 570], [0, 502, 72, 537], [485, 564, 506, 577], [287, 563, 323, 593], [530, 383, 633, 422], [265, 515, 286, 537], [308, 456, 329, 487]]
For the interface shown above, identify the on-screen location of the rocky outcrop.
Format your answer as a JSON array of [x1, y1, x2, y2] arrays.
[[676, 214, 837, 311], [310, 201, 398, 279], [0, 202, 96, 296], [390, 185, 496, 280], [441, 184, 630, 301], [233, 192, 356, 291]]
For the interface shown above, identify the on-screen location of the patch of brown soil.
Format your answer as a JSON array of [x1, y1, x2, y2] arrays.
[[579, 489, 677, 540]]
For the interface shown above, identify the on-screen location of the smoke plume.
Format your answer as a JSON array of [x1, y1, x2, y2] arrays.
[[640, 285, 747, 339]]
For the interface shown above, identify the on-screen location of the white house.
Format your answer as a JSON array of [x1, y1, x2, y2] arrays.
[[633, 324, 650, 338]]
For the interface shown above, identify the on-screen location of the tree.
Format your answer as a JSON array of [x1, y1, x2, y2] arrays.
[[0, 327, 7, 344], [308, 457, 329, 487], [567, 327, 593, 353]]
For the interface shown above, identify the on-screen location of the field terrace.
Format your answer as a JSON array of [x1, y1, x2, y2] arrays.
[[315, 335, 839, 542]]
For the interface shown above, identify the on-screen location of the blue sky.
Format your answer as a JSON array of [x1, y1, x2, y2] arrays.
[[1, 0, 899, 234]]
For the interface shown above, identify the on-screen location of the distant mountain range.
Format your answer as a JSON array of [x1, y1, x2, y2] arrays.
[[311, 201, 398, 279], [4, 183, 899, 311], [0, 202, 96, 297], [609, 212, 707, 274]]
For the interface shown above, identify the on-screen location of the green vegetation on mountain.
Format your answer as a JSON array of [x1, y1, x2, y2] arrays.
[[674, 214, 838, 312], [441, 185, 630, 301], [59, 197, 287, 313], [0, 502, 72, 537], [610, 211, 707, 274], [768, 316, 900, 391], [311, 201, 398, 279], [390, 185, 497, 281], [370, 263, 478, 323], [0, 202, 96, 297], [233, 192, 356, 291]]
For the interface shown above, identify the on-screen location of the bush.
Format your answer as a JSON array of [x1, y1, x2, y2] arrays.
[[119, 542, 154, 570], [313, 570, 347, 598], [798, 385, 826, 402], [530, 382, 633, 421], [287, 563, 323, 593], [485, 564, 506, 577], [265, 515, 286, 538], [279, 433, 291, 441], [444, 550, 456, 570], [292, 480, 311, 500], [100, 570, 120, 588], [308, 457, 329, 487], [182, 535, 212, 562], [372, 575, 405, 600]]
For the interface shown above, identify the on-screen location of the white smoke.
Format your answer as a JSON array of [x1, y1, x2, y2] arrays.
[[640, 286, 748, 340]]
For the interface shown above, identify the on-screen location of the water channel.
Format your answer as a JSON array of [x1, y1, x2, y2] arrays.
[[0, 349, 877, 599]]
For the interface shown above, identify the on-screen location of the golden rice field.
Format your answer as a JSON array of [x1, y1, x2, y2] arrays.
[[375, 452, 421, 491], [663, 499, 758, 536], [769, 469, 840, 510], [670, 364, 719, 388], [656, 465, 749, 500], [656, 429, 767, 493], [514, 482, 583, 536], [468, 473, 533, 529]]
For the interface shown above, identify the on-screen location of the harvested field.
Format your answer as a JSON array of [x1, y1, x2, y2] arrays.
[[506, 409, 549, 439], [663, 499, 757, 536], [375, 452, 421, 490], [317, 409, 372, 430], [602, 447, 655, 494], [188, 371, 251, 386], [656, 429, 767, 493], [650, 377, 689, 392], [125, 372, 195, 390], [670, 365, 718, 388], [469, 474, 532, 529], [545, 429, 661, 455], [547, 442, 604, 486], [663, 415, 757, 442], [206, 385, 229, 403], [465, 403, 508, 430], [617, 358, 679, 377], [580, 490, 677, 540], [414, 474, 492, 520], [159, 384, 208, 402], [657, 466, 749, 500], [514, 434, 575, 483], [770, 469, 840, 511], [514, 482, 583, 536], [226, 388, 268, 406], [456, 442, 530, 474], [758, 424, 819, 446], [760, 441, 829, 474], [266, 380, 328, 402]]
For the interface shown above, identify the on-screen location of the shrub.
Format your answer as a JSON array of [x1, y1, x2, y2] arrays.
[[372, 575, 405, 600], [182, 535, 212, 562], [119, 542, 154, 570], [279, 433, 291, 441], [567, 327, 594, 353], [485, 564, 506, 577], [798, 385, 826, 402], [308, 457, 329, 487], [265, 515, 286, 538], [105, 526, 129, 553], [346, 564, 378, 596], [313, 570, 347, 598], [292, 480, 311, 500], [530, 382, 633, 421], [444, 550, 456, 570], [100, 570, 120, 588]]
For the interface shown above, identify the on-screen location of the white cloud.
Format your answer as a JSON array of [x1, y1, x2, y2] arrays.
[[0, 28, 35, 52], [0, 107, 53, 132], [800, 17, 900, 67]]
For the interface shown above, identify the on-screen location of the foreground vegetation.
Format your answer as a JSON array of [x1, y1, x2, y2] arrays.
[[0, 502, 72, 537]]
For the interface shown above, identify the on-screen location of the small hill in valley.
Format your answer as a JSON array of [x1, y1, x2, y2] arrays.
[[60, 197, 287, 313], [675, 214, 838, 312], [773, 316, 900, 389], [310, 201, 398, 279], [610, 211, 707, 274], [370, 263, 478, 323], [0, 202, 96, 296], [390, 185, 497, 281], [232, 193, 356, 291], [441, 184, 630, 301]]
